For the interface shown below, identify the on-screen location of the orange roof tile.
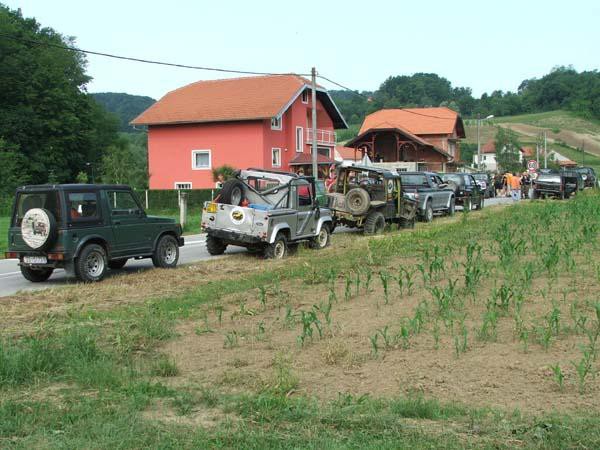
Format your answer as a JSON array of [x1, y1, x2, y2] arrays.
[[482, 139, 496, 154], [131, 75, 346, 127], [359, 107, 465, 137], [335, 145, 360, 161], [520, 146, 535, 157]]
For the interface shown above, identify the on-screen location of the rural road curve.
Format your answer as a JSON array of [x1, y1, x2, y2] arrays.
[[0, 197, 514, 298]]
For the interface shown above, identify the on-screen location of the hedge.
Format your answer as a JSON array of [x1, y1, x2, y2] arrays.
[[139, 189, 218, 211]]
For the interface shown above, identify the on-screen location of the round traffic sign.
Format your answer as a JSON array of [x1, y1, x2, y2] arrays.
[[527, 159, 538, 172]]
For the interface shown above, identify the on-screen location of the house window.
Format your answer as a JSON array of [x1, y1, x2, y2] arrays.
[[449, 141, 456, 156], [174, 182, 192, 190], [317, 147, 330, 158], [192, 150, 211, 170], [271, 116, 282, 130], [272, 148, 281, 167], [296, 126, 303, 152], [302, 89, 309, 103]]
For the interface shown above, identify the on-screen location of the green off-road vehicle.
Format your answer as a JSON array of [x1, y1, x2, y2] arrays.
[[328, 165, 417, 234], [6, 184, 184, 283]]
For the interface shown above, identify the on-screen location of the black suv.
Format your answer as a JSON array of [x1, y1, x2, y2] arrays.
[[440, 173, 484, 211], [6, 184, 184, 283], [533, 172, 583, 199], [471, 172, 495, 198], [572, 167, 597, 188]]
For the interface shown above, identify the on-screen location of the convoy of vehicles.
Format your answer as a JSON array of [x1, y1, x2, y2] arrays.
[[5, 184, 184, 283], [471, 172, 495, 198], [440, 173, 485, 210], [397, 172, 455, 222], [6, 163, 593, 285], [327, 166, 417, 233]]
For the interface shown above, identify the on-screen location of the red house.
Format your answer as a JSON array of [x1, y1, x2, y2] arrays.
[[131, 75, 347, 189]]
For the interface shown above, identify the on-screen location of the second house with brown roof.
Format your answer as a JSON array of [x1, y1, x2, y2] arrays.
[[132, 75, 347, 189], [346, 107, 465, 172]]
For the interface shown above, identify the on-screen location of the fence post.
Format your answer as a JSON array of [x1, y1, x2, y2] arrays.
[[145, 190, 149, 210], [179, 191, 188, 229]]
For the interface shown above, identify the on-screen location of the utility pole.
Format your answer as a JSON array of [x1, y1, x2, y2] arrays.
[[582, 140, 585, 166], [311, 67, 318, 179], [536, 142, 539, 167], [543, 131, 547, 169], [476, 113, 481, 169]]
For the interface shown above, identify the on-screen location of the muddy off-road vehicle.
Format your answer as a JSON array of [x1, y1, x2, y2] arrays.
[[440, 173, 484, 211], [328, 165, 417, 234], [5, 184, 184, 283], [201, 169, 334, 259], [398, 172, 455, 222]]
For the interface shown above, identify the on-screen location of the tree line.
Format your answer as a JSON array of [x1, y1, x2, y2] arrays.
[[330, 67, 600, 126]]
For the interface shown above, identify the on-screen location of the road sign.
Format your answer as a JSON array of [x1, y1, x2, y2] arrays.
[[527, 159, 538, 172]]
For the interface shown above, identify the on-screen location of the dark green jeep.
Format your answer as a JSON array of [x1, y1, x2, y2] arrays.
[[5, 184, 184, 283]]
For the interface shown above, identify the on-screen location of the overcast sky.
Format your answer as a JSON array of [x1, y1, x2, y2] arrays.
[[5, 0, 600, 100]]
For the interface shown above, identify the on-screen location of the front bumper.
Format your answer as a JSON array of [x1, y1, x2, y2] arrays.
[[178, 236, 185, 246], [206, 228, 263, 245]]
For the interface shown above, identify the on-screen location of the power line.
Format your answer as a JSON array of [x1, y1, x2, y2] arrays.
[[1, 31, 458, 121], [0, 32, 308, 77]]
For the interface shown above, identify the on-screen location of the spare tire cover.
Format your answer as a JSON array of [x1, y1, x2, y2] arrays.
[[21, 208, 57, 250], [345, 188, 371, 215]]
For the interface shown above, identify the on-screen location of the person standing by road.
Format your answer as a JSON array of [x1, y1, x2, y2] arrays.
[[510, 172, 522, 201]]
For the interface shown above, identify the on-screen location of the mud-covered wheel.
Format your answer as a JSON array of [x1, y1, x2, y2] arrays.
[[206, 235, 227, 255], [364, 211, 386, 235], [20, 266, 53, 282], [345, 188, 371, 215], [152, 235, 179, 268], [75, 244, 107, 282], [447, 197, 456, 216], [220, 179, 245, 206], [108, 258, 128, 270], [265, 232, 288, 259], [309, 224, 331, 249], [422, 200, 434, 222]]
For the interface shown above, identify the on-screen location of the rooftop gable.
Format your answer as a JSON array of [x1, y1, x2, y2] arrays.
[[131, 74, 347, 128], [360, 107, 465, 138]]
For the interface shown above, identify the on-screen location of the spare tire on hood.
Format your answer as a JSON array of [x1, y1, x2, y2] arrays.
[[21, 208, 57, 251], [219, 179, 245, 206]]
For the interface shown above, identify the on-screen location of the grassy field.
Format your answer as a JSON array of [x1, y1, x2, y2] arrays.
[[2, 193, 600, 447], [491, 110, 600, 136], [0, 216, 8, 256]]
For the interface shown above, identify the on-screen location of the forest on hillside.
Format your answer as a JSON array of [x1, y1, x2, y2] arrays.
[[92, 93, 155, 132], [330, 68, 600, 127]]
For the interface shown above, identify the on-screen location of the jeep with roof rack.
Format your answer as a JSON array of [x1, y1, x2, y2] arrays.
[[5, 184, 184, 283], [327, 165, 417, 234], [201, 168, 334, 259]]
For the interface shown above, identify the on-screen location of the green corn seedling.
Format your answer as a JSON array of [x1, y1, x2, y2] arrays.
[[551, 363, 564, 391], [379, 271, 391, 304], [369, 333, 379, 356]]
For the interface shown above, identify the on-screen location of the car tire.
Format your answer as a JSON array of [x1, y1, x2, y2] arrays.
[[264, 232, 288, 259], [447, 197, 456, 216], [364, 211, 386, 235], [309, 224, 331, 249], [20, 266, 53, 282], [345, 188, 371, 215], [20, 208, 58, 251], [219, 179, 245, 206], [423, 200, 434, 222], [108, 258, 128, 270], [75, 244, 107, 282], [152, 235, 179, 268], [206, 235, 227, 255], [479, 198, 484, 209]]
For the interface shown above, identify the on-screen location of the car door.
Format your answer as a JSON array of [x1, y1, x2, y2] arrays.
[[291, 180, 316, 238], [106, 189, 154, 256], [468, 176, 482, 204], [427, 174, 442, 209]]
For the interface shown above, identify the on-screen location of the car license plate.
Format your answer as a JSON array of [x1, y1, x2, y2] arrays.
[[23, 256, 47, 264]]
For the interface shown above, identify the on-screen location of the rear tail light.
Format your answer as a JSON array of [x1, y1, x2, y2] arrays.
[[5, 252, 18, 259], [47, 253, 65, 261]]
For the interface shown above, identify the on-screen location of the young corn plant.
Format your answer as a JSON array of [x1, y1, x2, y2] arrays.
[[398, 321, 411, 349], [572, 344, 595, 394], [364, 268, 373, 293], [453, 319, 468, 358], [478, 308, 498, 342], [224, 331, 239, 348], [297, 307, 323, 346], [377, 325, 395, 349], [551, 363, 565, 391], [379, 271, 391, 304], [401, 268, 415, 295], [432, 319, 441, 350], [258, 286, 267, 310], [344, 274, 352, 302], [369, 333, 379, 357]]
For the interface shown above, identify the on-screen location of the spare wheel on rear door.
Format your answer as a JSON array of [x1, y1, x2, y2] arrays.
[[219, 179, 245, 206], [21, 208, 57, 250], [345, 188, 371, 215]]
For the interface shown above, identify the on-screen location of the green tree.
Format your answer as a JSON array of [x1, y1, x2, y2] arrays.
[[494, 127, 522, 173], [0, 4, 118, 195], [212, 165, 237, 183], [100, 134, 148, 188]]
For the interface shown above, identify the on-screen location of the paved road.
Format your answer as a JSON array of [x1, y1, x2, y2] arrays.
[[0, 196, 514, 297]]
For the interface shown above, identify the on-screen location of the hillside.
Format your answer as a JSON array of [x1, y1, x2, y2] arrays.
[[92, 92, 155, 132]]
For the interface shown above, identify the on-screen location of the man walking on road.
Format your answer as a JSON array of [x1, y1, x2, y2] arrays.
[[510, 172, 522, 201]]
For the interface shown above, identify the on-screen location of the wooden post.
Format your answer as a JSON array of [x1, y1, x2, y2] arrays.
[[179, 192, 188, 229]]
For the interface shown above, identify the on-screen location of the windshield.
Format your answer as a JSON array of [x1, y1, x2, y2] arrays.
[[472, 174, 488, 180], [13, 191, 62, 226], [442, 174, 465, 185], [538, 174, 561, 183], [400, 174, 428, 186]]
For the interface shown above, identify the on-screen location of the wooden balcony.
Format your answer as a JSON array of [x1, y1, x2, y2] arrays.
[[306, 128, 336, 146]]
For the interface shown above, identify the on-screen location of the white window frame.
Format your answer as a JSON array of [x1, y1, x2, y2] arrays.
[[174, 182, 192, 190], [271, 148, 281, 168], [271, 116, 282, 130], [191, 150, 211, 170], [296, 126, 304, 152], [301, 89, 309, 104]]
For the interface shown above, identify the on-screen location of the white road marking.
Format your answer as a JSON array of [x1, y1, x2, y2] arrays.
[[0, 271, 22, 278]]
